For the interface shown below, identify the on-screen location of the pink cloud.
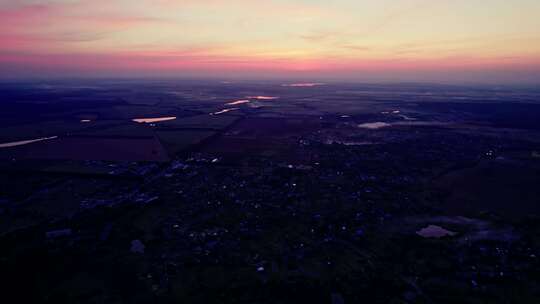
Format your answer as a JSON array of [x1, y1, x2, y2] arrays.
[[0, 1, 539, 83], [0, 4, 52, 28], [1, 51, 539, 76], [0, 2, 163, 51]]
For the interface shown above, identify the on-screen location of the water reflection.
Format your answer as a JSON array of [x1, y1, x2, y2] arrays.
[[416, 225, 457, 238], [282, 83, 325, 87], [358, 122, 391, 129], [211, 108, 239, 115], [132, 117, 177, 123], [246, 96, 279, 100], [0, 136, 58, 148], [226, 100, 250, 105]]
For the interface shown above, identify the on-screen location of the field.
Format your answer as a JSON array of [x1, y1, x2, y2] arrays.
[[1, 81, 540, 303]]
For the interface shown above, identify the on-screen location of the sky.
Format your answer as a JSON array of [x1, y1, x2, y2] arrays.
[[1, 0, 539, 83]]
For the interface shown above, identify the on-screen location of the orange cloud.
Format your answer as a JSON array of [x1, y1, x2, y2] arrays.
[[0, 0, 539, 83]]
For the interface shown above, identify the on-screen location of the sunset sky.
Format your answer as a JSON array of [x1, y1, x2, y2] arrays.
[[1, 0, 539, 83]]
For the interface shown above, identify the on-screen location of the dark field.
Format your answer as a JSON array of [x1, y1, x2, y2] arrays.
[[1, 80, 540, 303]]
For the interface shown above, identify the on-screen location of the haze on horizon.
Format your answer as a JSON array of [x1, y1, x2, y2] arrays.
[[1, 0, 539, 84]]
